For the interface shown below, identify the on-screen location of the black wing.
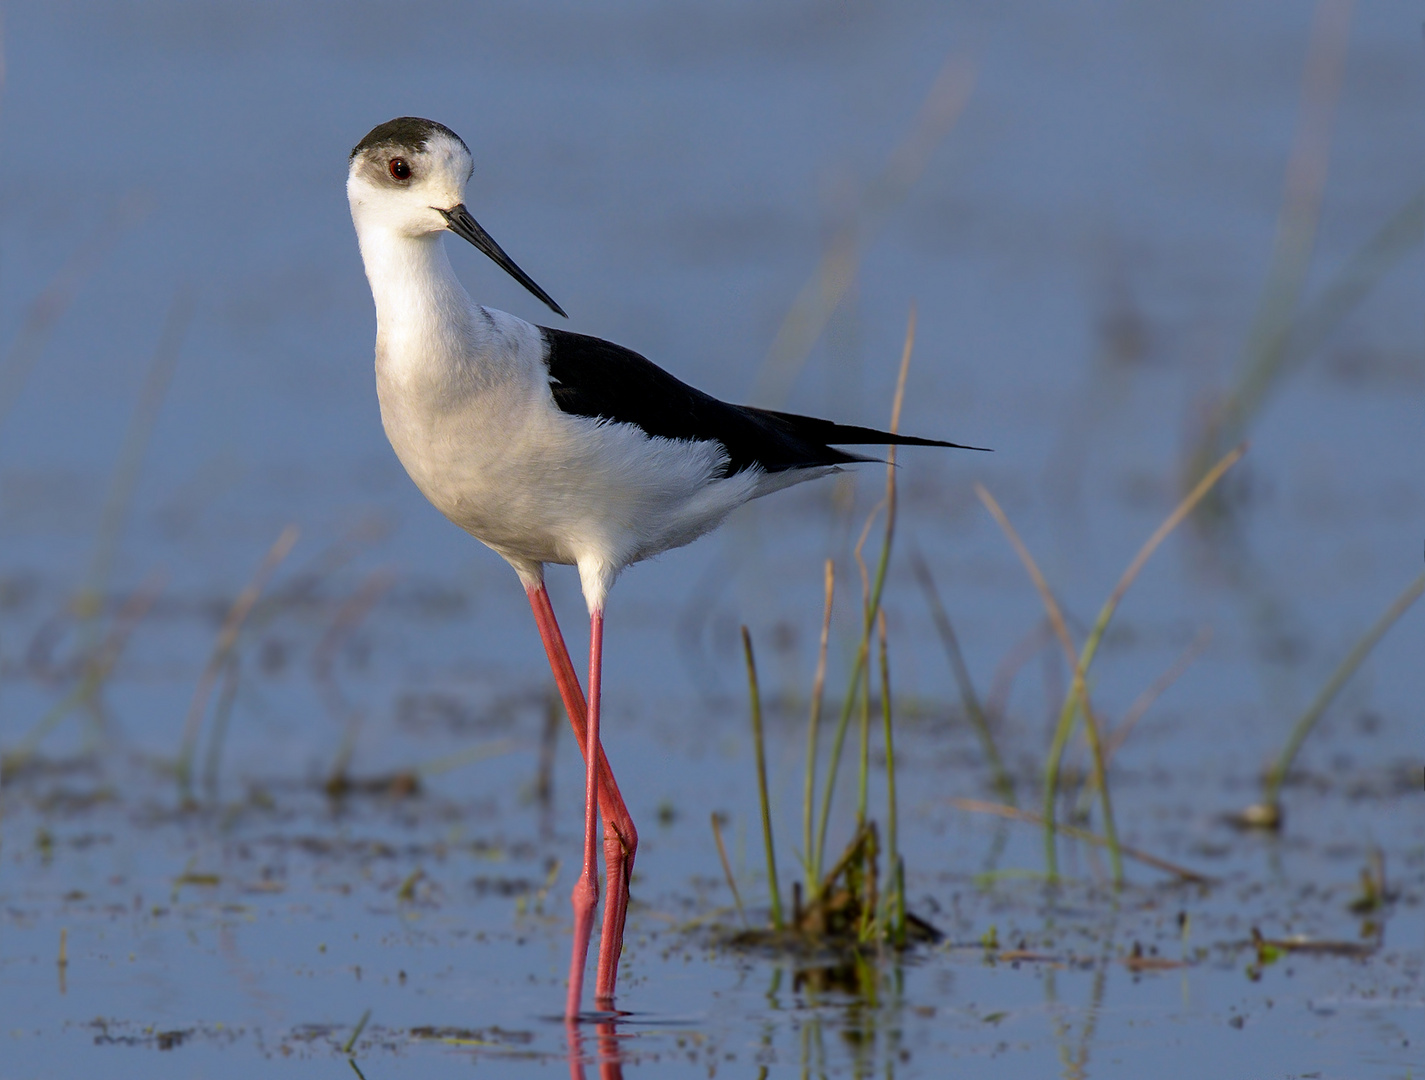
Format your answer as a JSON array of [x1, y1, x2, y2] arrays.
[[540, 328, 987, 477]]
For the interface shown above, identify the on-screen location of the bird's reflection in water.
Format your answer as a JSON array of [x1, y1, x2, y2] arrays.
[[559, 958, 914, 1078], [566, 1016, 625, 1080]]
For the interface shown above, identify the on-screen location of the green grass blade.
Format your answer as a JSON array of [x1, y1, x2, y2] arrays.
[[878, 609, 901, 943], [803, 560, 835, 887], [1264, 571, 1425, 809], [813, 305, 915, 891], [1043, 444, 1247, 884], [742, 627, 783, 930]]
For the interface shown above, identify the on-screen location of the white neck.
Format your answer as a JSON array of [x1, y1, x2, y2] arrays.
[[354, 219, 540, 405], [356, 227, 475, 359]]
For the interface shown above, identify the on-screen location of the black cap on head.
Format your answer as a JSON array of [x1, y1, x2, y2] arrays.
[[350, 117, 468, 160]]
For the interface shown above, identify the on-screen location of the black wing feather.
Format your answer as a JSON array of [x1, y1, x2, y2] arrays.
[[540, 328, 987, 476]]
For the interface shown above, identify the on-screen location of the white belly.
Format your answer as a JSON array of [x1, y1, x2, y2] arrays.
[[377, 367, 769, 573]]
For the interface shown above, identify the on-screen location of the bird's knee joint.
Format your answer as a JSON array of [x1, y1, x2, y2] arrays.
[[604, 825, 637, 865], [570, 873, 599, 914]]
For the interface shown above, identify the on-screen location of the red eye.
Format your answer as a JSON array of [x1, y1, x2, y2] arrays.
[[389, 158, 411, 181]]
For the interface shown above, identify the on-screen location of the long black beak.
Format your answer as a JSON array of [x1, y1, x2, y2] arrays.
[[437, 204, 567, 319]]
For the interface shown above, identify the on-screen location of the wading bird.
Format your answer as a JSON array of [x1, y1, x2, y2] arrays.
[[348, 117, 982, 1019]]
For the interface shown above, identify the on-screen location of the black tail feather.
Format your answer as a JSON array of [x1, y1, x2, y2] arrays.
[[758, 408, 992, 453]]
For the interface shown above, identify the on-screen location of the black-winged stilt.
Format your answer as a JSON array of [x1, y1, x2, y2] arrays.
[[347, 117, 983, 1019]]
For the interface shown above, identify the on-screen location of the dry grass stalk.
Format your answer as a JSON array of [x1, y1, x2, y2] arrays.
[[910, 549, 1014, 804], [3, 571, 166, 777], [973, 485, 1079, 666], [949, 798, 1212, 885], [0, 194, 148, 436], [1043, 443, 1246, 883], [317, 568, 399, 788], [176, 524, 300, 796], [984, 619, 1056, 722], [77, 290, 193, 626], [973, 482, 1116, 879], [1102, 625, 1213, 766], [1189, 0, 1353, 487], [751, 58, 974, 407], [711, 813, 747, 929]]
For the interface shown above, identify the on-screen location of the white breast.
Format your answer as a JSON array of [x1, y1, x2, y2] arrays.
[[358, 227, 815, 610], [378, 301, 773, 581]]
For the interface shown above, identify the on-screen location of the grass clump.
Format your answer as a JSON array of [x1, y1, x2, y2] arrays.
[[731, 308, 940, 955]]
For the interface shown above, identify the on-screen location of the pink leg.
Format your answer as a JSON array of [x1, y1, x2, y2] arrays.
[[565, 609, 604, 1019], [526, 586, 638, 1015]]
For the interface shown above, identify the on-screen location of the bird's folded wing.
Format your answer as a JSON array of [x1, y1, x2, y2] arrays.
[[539, 328, 986, 477]]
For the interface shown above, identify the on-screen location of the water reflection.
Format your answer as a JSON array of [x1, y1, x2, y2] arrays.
[[768, 957, 911, 1080], [1045, 961, 1108, 1080], [566, 1016, 625, 1080]]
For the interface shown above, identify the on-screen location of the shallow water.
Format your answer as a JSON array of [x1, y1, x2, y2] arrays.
[[1, 1, 1421, 1077]]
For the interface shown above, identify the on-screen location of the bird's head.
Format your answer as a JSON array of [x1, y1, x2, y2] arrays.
[[348, 117, 565, 317]]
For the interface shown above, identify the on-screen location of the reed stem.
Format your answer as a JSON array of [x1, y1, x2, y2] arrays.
[[857, 622, 872, 831], [803, 560, 835, 888], [742, 627, 783, 930], [814, 640, 870, 896], [813, 305, 914, 890], [878, 609, 900, 941]]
